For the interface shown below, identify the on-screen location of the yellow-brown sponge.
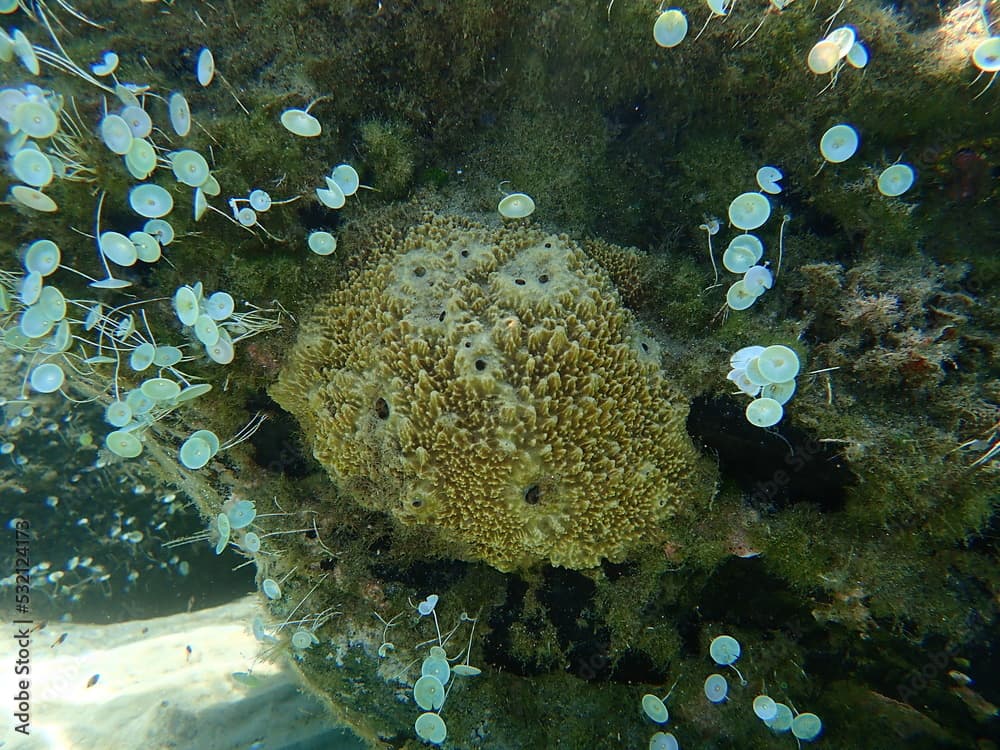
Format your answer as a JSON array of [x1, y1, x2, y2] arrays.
[[272, 212, 711, 570]]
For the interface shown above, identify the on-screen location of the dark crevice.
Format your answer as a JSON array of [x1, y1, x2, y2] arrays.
[[245, 390, 313, 477], [687, 395, 855, 511]]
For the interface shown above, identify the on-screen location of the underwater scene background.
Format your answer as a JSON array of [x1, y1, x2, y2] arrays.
[[0, 0, 998, 748]]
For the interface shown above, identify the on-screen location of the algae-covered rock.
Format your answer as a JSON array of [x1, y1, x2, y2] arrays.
[[272, 212, 714, 570]]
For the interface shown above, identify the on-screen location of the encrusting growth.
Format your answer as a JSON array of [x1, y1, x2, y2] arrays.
[[272, 212, 714, 571]]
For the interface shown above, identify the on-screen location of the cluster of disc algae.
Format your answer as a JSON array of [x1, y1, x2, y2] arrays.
[[271, 212, 714, 571]]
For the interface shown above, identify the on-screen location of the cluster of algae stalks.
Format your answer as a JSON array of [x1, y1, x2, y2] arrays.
[[1, 0, 998, 747]]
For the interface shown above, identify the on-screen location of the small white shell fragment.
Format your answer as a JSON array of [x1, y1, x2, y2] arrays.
[[12, 148, 54, 188], [129, 183, 174, 218], [316, 180, 346, 209], [47, 153, 66, 180], [195, 314, 220, 347], [722, 242, 757, 274], [747, 344, 802, 385], [12, 30, 39, 75], [100, 231, 138, 267], [730, 347, 765, 372], [0, 28, 13, 63], [819, 124, 859, 163], [170, 149, 211, 187], [201, 174, 221, 196], [746, 397, 784, 427], [91, 51, 120, 77], [826, 26, 856, 58], [753, 695, 779, 721], [144, 219, 175, 245], [281, 108, 321, 137], [498, 192, 535, 218], [89, 277, 131, 290], [703, 673, 729, 703], [972, 37, 1000, 73], [30, 363, 64, 394], [0, 88, 27, 123], [262, 578, 281, 599], [330, 164, 359, 196], [173, 286, 199, 326], [193, 188, 208, 221], [641, 693, 669, 724], [20, 305, 53, 338], [37, 288, 66, 323], [807, 39, 840, 75], [206, 291, 235, 321], [100, 114, 134, 155], [124, 138, 157, 180], [168, 92, 191, 136], [876, 163, 915, 197], [308, 230, 337, 256], [755, 166, 783, 194], [19, 270, 42, 305], [653, 9, 688, 48], [236, 207, 257, 227], [846, 41, 869, 69], [728, 234, 764, 263], [727, 191, 771, 230], [726, 280, 757, 311], [196, 48, 215, 86], [728, 368, 761, 397], [121, 105, 153, 138], [106, 430, 142, 458], [24, 239, 61, 276], [762, 379, 796, 405], [11, 185, 57, 212], [206, 334, 234, 364], [248, 189, 272, 211], [743, 264, 774, 297], [115, 84, 143, 109], [130, 231, 161, 263], [7, 130, 29, 155], [13, 100, 57, 138]]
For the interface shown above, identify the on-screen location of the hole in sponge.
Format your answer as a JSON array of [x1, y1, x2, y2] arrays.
[[374, 397, 389, 419], [474, 359, 486, 371], [524, 485, 540, 504]]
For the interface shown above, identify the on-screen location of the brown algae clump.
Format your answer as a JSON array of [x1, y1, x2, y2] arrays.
[[272, 213, 713, 571]]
